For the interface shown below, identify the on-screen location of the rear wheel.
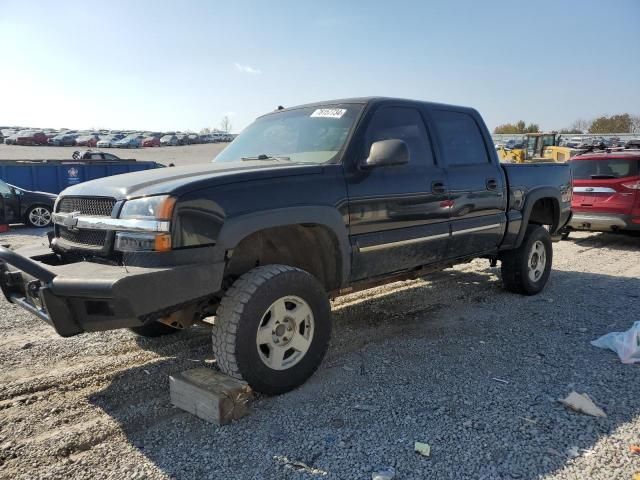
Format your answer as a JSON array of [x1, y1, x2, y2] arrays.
[[501, 224, 552, 295], [212, 265, 332, 395]]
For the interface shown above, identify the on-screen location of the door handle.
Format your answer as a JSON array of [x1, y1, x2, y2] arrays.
[[432, 182, 447, 194], [486, 178, 498, 190]]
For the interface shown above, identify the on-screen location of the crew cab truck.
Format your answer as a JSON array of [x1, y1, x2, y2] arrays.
[[0, 98, 572, 394]]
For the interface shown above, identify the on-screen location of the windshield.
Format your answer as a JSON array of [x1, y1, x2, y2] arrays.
[[215, 104, 363, 164]]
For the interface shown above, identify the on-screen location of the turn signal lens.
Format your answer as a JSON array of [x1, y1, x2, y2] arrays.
[[154, 233, 172, 252]]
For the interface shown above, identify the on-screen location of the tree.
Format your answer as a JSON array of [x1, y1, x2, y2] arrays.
[[570, 119, 590, 134], [494, 120, 540, 134], [559, 128, 583, 134], [200, 127, 211, 135], [588, 114, 632, 133], [220, 116, 232, 134], [631, 115, 640, 133]]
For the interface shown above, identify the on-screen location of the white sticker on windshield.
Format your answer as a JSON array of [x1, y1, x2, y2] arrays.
[[311, 108, 347, 119]]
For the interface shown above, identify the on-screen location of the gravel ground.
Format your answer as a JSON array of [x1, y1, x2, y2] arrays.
[[0, 143, 228, 167], [0, 230, 639, 480]]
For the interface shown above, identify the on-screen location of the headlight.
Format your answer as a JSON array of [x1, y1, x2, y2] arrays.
[[119, 195, 176, 220], [116, 195, 176, 253]]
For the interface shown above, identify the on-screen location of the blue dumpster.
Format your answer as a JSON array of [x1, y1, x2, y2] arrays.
[[0, 160, 164, 194]]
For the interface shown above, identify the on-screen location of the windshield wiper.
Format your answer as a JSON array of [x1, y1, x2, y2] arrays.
[[241, 154, 291, 162], [590, 174, 616, 179]]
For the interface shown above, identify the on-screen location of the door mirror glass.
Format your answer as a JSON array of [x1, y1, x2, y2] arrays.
[[363, 139, 409, 169]]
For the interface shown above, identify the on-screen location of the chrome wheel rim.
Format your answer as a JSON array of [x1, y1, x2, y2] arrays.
[[528, 240, 546, 282], [256, 296, 314, 371], [29, 207, 51, 227]]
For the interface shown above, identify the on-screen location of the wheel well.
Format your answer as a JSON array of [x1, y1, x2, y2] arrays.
[[528, 197, 559, 230], [223, 224, 342, 291]]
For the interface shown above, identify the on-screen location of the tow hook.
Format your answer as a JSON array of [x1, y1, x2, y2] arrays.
[[26, 280, 44, 309]]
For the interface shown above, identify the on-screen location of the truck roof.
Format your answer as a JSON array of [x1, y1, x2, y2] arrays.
[[259, 97, 479, 118]]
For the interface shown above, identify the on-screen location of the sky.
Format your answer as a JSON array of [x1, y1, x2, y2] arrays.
[[1, 0, 639, 133]]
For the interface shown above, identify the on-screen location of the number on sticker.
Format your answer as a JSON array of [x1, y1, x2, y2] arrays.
[[310, 108, 347, 119]]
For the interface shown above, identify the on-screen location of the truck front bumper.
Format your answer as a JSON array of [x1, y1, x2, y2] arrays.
[[0, 245, 224, 337]]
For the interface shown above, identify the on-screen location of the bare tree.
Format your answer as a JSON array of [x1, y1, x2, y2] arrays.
[[570, 119, 590, 134], [200, 127, 211, 135], [631, 115, 640, 133], [220, 116, 232, 134]]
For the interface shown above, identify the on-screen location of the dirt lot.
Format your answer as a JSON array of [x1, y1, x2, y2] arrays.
[[0, 143, 228, 167], [0, 229, 638, 479]]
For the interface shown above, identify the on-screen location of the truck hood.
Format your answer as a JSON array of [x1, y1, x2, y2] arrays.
[[58, 161, 324, 200]]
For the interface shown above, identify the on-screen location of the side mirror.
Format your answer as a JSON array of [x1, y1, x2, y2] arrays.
[[363, 139, 409, 169]]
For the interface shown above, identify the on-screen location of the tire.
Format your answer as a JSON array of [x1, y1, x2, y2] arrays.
[[129, 321, 179, 337], [212, 265, 332, 395], [500, 224, 552, 295], [26, 205, 52, 228]]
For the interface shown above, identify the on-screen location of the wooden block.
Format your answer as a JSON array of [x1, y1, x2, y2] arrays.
[[169, 368, 252, 425]]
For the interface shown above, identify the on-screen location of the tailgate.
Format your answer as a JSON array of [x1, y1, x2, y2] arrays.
[[571, 157, 639, 214]]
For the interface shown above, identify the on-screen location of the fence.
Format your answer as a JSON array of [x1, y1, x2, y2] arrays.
[[491, 133, 638, 143]]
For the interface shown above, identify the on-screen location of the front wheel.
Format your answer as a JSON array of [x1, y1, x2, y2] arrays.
[[500, 224, 552, 295], [212, 265, 332, 395], [26, 205, 52, 228]]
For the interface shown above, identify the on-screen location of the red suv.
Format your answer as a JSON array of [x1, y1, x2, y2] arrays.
[[566, 150, 640, 235]]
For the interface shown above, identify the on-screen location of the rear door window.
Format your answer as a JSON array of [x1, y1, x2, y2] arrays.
[[571, 158, 639, 179], [430, 110, 489, 166]]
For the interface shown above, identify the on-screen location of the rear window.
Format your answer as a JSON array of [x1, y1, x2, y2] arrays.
[[571, 158, 639, 180]]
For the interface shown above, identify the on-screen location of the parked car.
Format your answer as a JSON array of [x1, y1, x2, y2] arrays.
[[176, 134, 189, 145], [13, 130, 48, 146], [160, 134, 178, 146], [0, 179, 57, 227], [75, 135, 99, 148], [114, 136, 141, 148], [71, 150, 122, 161], [142, 136, 160, 147], [4, 130, 31, 145], [48, 134, 77, 146], [96, 135, 121, 148], [0, 97, 572, 395], [564, 150, 640, 236]]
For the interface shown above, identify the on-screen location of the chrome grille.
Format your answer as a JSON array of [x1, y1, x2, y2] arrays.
[[57, 197, 116, 217], [56, 196, 116, 249], [58, 228, 107, 248]]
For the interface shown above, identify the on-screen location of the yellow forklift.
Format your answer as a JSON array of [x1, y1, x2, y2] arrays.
[[497, 133, 579, 163]]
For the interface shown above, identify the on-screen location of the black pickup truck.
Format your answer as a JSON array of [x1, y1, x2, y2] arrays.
[[0, 98, 572, 394]]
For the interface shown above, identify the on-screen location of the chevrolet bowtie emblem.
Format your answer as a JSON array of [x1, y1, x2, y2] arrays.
[[63, 211, 82, 229]]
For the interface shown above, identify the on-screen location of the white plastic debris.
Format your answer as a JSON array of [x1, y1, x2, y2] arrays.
[[372, 466, 396, 480], [414, 441, 431, 457], [591, 321, 640, 364], [559, 391, 606, 418]]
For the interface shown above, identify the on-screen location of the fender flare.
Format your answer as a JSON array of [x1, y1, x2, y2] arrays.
[[515, 187, 561, 247], [216, 206, 351, 286]]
